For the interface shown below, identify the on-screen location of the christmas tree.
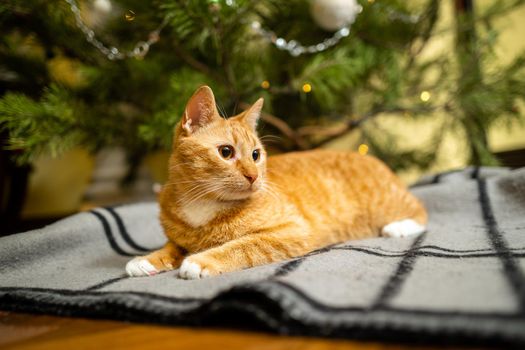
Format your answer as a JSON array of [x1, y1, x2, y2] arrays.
[[1, 0, 524, 173]]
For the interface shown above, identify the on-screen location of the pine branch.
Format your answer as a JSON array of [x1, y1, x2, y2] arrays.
[[405, 0, 439, 71], [169, 39, 228, 87], [305, 103, 449, 148]]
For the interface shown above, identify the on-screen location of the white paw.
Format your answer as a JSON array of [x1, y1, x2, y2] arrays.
[[382, 219, 426, 238], [125, 257, 158, 277], [179, 258, 210, 280]]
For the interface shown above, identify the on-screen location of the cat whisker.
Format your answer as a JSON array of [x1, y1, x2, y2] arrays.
[[175, 181, 217, 203], [168, 162, 197, 172], [215, 101, 228, 120], [164, 179, 193, 188], [179, 182, 223, 206], [259, 134, 283, 146], [175, 179, 211, 185], [259, 134, 282, 141], [185, 187, 221, 205]]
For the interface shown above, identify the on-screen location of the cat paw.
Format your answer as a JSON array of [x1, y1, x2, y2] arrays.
[[382, 219, 426, 238], [179, 257, 217, 279], [126, 257, 159, 277]]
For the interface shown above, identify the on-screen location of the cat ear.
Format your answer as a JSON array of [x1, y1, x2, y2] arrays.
[[181, 86, 219, 134], [242, 98, 264, 131]]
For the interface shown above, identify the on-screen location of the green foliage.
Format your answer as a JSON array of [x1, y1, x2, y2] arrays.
[[0, 0, 524, 171], [0, 85, 85, 163]]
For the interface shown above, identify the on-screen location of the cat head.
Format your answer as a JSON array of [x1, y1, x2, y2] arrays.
[[171, 86, 266, 202]]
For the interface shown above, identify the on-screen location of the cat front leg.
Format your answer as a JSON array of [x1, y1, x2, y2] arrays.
[[126, 241, 185, 277], [179, 229, 312, 279]]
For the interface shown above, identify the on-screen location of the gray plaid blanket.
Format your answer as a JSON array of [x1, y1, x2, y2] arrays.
[[1, 167, 524, 347]]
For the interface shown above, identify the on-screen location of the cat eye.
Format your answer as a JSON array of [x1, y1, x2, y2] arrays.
[[252, 149, 260, 162], [218, 145, 234, 159]]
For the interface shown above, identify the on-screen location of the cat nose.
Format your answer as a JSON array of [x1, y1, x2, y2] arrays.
[[244, 174, 258, 184]]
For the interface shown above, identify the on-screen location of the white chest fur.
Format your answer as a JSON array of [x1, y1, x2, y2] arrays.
[[178, 199, 230, 228]]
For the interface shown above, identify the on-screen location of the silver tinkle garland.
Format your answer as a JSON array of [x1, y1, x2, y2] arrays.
[[65, 0, 421, 60], [64, 0, 169, 60], [251, 21, 351, 57]]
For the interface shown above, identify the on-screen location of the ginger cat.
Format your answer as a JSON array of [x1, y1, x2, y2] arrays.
[[126, 86, 427, 279]]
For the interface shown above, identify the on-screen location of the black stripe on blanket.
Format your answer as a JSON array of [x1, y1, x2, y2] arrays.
[[471, 166, 480, 179], [104, 207, 152, 252], [477, 178, 525, 313], [371, 234, 426, 309], [86, 275, 131, 291], [411, 168, 466, 188], [431, 173, 442, 184], [272, 245, 335, 278], [333, 246, 525, 259], [272, 242, 525, 279], [410, 166, 484, 189], [90, 210, 134, 257], [348, 244, 525, 254]]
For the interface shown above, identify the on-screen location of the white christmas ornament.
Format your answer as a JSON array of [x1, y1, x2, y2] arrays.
[[93, 0, 112, 14], [310, 0, 363, 31]]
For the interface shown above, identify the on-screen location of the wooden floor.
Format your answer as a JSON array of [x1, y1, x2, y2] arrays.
[[0, 311, 479, 350]]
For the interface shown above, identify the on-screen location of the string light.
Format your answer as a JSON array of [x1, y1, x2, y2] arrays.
[[125, 10, 136, 21], [302, 83, 312, 93], [358, 144, 369, 155], [261, 80, 270, 89], [420, 91, 431, 102]]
